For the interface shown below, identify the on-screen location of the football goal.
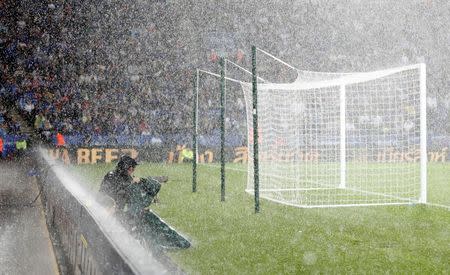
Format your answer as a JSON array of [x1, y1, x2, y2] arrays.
[[192, 47, 427, 210], [243, 47, 427, 208]]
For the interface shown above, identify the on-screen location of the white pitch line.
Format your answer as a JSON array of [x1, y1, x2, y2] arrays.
[[425, 202, 450, 211], [198, 163, 450, 210]]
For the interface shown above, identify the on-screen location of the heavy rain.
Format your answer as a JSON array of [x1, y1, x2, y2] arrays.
[[0, 0, 449, 274]]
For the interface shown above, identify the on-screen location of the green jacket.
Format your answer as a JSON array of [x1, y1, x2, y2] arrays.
[[126, 177, 161, 219], [125, 178, 191, 249]]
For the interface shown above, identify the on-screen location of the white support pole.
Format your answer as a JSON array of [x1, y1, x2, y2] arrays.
[[419, 63, 427, 203], [197, 69, 242, 84], [224, 59, 268, 83], [255, 47, 299, 71], [339, 84, 346, 189]]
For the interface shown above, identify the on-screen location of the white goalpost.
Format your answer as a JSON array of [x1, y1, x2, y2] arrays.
[[243, 48, 427, 208]]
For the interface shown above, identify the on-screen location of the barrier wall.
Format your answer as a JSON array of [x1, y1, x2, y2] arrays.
[[34, 148, 178, 275]]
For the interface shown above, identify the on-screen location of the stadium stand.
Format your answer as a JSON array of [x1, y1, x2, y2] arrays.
[[0, 0, 449, 152]]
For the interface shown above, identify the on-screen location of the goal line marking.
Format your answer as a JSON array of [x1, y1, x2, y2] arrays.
[[198, 163, 418, 203]]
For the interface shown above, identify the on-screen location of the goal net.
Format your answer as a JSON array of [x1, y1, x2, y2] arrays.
[[243, 60, 427, 208]]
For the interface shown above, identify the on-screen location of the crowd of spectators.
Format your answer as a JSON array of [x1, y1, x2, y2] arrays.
[[182, 0, 450, 140], [0, 0, 448, 148], [0, 0, 173, 146], [0, 104, 22, 136]]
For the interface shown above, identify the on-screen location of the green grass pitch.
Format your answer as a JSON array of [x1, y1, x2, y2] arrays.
[[72, 162, 450, 274]]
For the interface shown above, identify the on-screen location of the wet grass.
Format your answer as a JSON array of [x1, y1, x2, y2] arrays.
[[72, 162, 450, 274]]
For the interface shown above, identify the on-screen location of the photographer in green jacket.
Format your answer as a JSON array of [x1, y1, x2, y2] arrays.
[[98, 155, 190, 249]]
